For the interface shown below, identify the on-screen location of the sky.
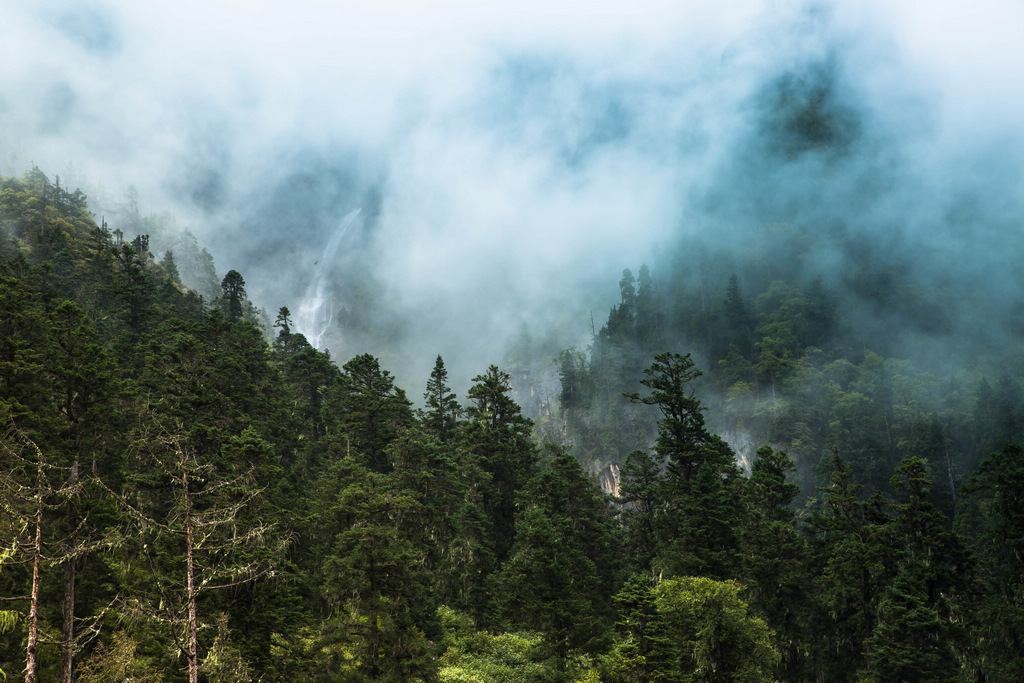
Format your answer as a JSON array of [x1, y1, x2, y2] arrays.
[[2, 0, 1023, 390]]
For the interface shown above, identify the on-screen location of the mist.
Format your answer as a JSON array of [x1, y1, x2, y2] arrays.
[[2, 0, 1023, 394]]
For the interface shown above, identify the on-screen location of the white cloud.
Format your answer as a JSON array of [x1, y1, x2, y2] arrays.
[[2, 0, 1023, 384]]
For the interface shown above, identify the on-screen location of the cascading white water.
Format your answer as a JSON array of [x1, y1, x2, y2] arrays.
[[294, 209, 361, 350]]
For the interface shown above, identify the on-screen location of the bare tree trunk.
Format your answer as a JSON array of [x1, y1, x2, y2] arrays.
[[60, 458, 79, 683], [183, 456, 199, 683], [26, 481, 42, 683]]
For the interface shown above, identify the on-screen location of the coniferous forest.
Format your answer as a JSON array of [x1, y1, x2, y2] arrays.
[[2, 158, 1024, 683]]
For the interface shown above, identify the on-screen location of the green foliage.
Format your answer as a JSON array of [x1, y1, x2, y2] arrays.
[[958, 444, 1024, 679], [617, 449, 664, 572], [622, 355, 745, 579], [437, 606, 564, 683], [807, 453, 896, 678], [75, 631, 166, 683], [555, 264, 663, 475], [333, 353, 414, 472], [657, 447, 746, 580], [557, 347, 592, 414], [862, 565, 959, 683], [739, 447, 813, 680], [220, 270, 246, 323], [2, 167, 1021, 682], [745, 445, 799, 521], [625, 352, 709, 479], [0, 539, 21, 683], [274, 330, 339, 447], [494, 446, 621, 660], [420, 354, 461, 445], [199, 613, 254, 683], [604, 574, 679, 683], [610, 577, 778, 683], [463, 365, 538, 566], [314, 454, 436, 681]]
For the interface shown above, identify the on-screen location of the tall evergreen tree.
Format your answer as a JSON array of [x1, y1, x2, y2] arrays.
[[494, 446, 621, 661], [220, 270, 246, 323], [109, 237, 156, 337], [104, 426, 277, 683], [635, 264, 662, 350], [42, 301, 119, 683], [619, 268, 637, 310], [314, 454, 435, 681], [721, 273, 753, 359], [863, 563, 960, 683], [617, 448, 665, 573], [419, 355, 460, 445], [740, 446, 813, 681], [959, 444, 1024, 679], [556, 346, 593, 413], [278, 338, 338, 446], [625, 352, 709, 480], [808, 452, 896, 680], [604, 573, 680, 683], [0, 422, 83, 683], [626, 354, 743, 578], [333, 354, 413, 473], [462, 365, 537, 568]]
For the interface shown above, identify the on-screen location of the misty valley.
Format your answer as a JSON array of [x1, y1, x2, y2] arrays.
[[1, 162, 1022, 682], [3, 1, 1024, 681]]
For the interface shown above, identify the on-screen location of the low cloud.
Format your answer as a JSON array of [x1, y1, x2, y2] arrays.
[[2, 0, 1023, 390]]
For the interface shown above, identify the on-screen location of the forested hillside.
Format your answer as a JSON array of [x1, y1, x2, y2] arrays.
[[552, 247, 1024, 514], [2, 168, 1023, 683]]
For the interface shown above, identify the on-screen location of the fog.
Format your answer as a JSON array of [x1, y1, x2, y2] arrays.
[[2, 0, 1023, 393]]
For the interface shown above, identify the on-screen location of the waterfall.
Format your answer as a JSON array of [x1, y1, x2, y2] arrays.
[[295, 209, 361, 350]]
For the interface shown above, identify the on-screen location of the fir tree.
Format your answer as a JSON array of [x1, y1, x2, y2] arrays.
[[462, 365, 537, 567], [419, 355, 460, 445]]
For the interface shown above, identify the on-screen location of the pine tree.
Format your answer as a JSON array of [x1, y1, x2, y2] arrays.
[[625, 352, 709, 481], [721, 273, 753, 359], [617, 448, 664, 573], [740, 446, 813, 680], [109, 237, 156, 335], [42, 301, 118, 683], [279, 339, 338, 445], [635, 265, 662, 351], [333, 354, 413, 473], [494, 446, 620, 661], [657, 439, 745, 579], [626, 354, 743, 578], [220, 270, 246, 323], [0, 421, 86, 683], [556, 346, 593, 413], [462, 365, 537, 567], [314, 455, 435, 681], [863, 563, 959, 683], [808, 452, 896, 680], [959, 444, 1024, 679], [419, 355, 460, 445], [604, 574, 680, 683], [104, 426, 277, 683], [387, 429, 469, 611]]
